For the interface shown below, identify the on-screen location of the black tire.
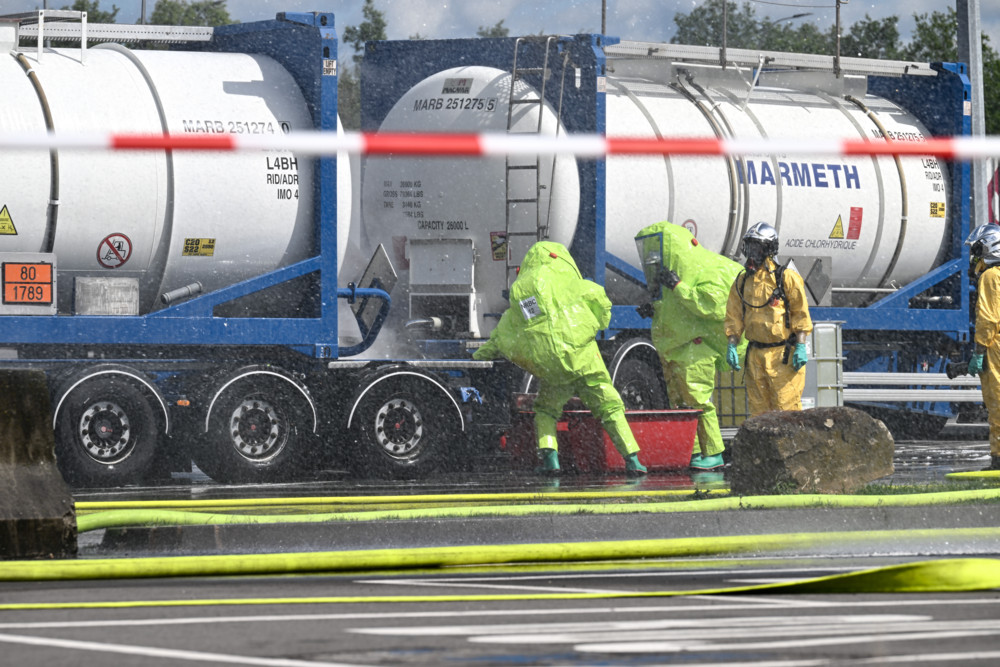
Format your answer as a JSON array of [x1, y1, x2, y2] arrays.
[[615, 357, 669, 410], [54, 377, 159, 487], [351, 377, 459, 478], [198, 377, 314, 483]]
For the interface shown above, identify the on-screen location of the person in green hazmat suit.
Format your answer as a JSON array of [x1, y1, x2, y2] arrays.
[[634, 221, 748, 470], [473, 241, 647, 476]]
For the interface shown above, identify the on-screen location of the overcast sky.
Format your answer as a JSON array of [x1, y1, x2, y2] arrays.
[[7, 1, 1000, 59]]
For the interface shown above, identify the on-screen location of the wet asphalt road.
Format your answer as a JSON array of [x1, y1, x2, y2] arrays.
[[71, 422, 996, 504], [2, 566, 1000, 666], [3, 423, 997, 666]]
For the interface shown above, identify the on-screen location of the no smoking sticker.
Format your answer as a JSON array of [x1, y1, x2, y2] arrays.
[[97, 233, 132, 269]]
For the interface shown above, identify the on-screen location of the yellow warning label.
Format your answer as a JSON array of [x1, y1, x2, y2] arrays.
[[0, 206, 17, 236], [930, 202, 946, 218], [182, 238, 216, 256], [829, 215, 845, 239]]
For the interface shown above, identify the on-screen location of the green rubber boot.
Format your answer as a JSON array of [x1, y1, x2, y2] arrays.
[[690, 453, 724, 470], [536, 448, 560, 476], [625, 453, 647, 477]]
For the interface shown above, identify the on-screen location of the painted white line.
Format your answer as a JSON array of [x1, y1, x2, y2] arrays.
[[623, 661, 829, 667], [356, 579, 631, 595], [850, 650, 1000, 664], [0, 631, 365, 666], [687, 595, 831, 607], [2, 597, 998, 631], [466, 619, 1000, 644], [353, 566, 863, 584], [353, 614, 927, 637], [575, 629, 1000, 653]]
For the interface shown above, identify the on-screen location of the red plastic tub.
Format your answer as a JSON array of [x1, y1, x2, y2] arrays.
[[505, 398, 701, 473]]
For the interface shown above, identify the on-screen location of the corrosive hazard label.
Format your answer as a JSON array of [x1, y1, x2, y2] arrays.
[[97, 233, 132, 269], [0, 205, 17, 235], [829, 210, 863, 241], [829, 215, 845, 239]]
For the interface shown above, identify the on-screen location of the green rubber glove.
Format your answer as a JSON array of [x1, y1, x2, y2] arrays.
[[792, 342, 808, 370], [968, 353, 985, 376], [726, 342, 741, 371]]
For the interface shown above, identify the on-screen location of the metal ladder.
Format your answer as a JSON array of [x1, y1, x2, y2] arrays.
[[503, 36, 570, 293]]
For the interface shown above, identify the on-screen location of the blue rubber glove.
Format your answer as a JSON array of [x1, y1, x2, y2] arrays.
[[792, 342, 808, 370], [726, 342, 741, 371], [968, 353, 985, 376]]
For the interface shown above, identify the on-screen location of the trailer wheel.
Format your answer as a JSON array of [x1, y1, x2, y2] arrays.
[[352, 376, 459, 478], [199, 376, 314, 484], [615, 358, 669, 410], [54, 377, 158, 487]]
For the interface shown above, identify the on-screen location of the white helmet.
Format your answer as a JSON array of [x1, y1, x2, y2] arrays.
[[965, 225, 1000, 266], [741, 221, 779, 269]]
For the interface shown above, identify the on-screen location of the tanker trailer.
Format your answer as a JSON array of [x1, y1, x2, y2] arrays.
[[0, 11, 418, 486], [361, 35, 975, 438]]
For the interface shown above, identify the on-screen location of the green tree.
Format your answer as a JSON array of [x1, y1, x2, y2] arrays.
[[340, 0, 388, 130], [837, 15, 902, 60], [61, 0, 119, 23], [670, 2, 997, 133], [149, 0, 234, 26], [338, 65, 362, 131], [476, 20, 509, 38], [901, 8, 1000, 135], [670, 0, 903, 58], [341, 0, 388, 66], [671, 0, 758, 49]]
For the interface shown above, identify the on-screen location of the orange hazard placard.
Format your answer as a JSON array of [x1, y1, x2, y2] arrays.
[[3, 262, 53, 305]]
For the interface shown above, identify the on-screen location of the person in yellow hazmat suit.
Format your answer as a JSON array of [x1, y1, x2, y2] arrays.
[[473, 241, 646, 476], [964, 224, 1000, 470], [634, 221, 748, 470], [724, 222, 813, 415]]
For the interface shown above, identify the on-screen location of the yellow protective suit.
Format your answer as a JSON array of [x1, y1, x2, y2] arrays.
[[635, 221, 747, 458], [724, 257, 813, 416], [974, 264, 1000, 458], [473, 242, 639, 457]]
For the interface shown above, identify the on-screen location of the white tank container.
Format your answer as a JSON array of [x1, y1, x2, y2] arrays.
[[1, 44, 352, 315], [603, 74, 948, 299], [362, 62, 948, 329], [361, 66, 580, 337]]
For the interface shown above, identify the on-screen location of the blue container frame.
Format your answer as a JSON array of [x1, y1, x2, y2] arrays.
[[0, 12, 387, 360]]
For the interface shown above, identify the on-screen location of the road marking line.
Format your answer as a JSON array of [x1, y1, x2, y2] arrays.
[[352, 566, 863, 583], [352, 614, 928, 637], [851, 650, 1000, 664], [357, 579, 630, 594], [0, 632, 365, 666], [464, 619, 1000, 644], [688, 594, 832, 606], [1, 598, 998, 630], [575, 629, 1000, 653]]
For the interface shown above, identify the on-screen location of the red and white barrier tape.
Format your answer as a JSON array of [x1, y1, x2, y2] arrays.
[[2, 131, 1000, 159]]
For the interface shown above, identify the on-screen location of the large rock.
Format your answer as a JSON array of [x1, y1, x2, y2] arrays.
[[0, 370, 76, 559], [730, 406, 894, 495]]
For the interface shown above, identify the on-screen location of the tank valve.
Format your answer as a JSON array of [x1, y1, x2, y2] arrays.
[[161, 282, 204, 305], [405, 316, 445, 331]]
